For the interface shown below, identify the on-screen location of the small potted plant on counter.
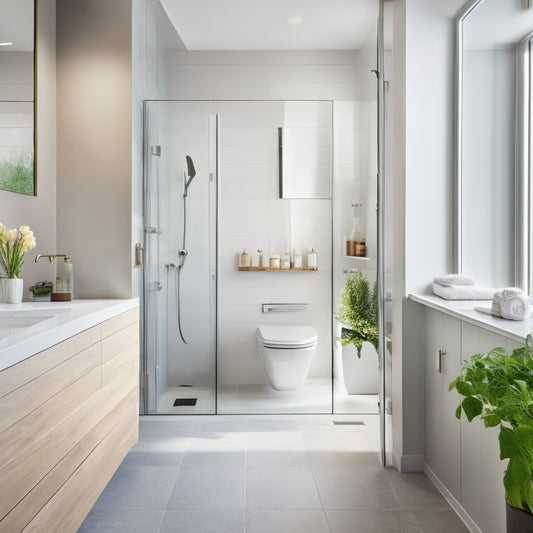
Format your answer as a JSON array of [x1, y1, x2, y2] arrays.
[[450, 337, 533, 533]]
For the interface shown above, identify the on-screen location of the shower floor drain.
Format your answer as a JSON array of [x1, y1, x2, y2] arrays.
[[173, 398, 198, 407]]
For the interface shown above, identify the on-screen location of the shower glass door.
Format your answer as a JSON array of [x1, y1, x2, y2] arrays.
[[142, 101, 218, 414]]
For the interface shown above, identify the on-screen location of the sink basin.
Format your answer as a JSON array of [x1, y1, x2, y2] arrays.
[[0, 307, 71, 336], [0, 316, 53, 328]]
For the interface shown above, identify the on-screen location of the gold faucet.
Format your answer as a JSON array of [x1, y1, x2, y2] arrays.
[[35, 254, 68, 263]]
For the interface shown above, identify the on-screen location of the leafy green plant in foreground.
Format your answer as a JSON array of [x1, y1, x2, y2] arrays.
[[450, 336, 533, 513], [335, 269, 378, 356]]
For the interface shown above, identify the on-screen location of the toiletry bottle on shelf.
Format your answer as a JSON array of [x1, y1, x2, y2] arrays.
[[257, 248, 264, 269], [270, 252, 280, 270], [282, 249, 291, 270], [350, 203, 366, 257], [54, 256, 73, 301], [308, 248, 317, 270], [293, 248, 302, 269], [239, 249, 251, 269]]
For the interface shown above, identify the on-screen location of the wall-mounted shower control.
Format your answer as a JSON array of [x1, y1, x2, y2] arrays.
[[134, 243, 144, 267]]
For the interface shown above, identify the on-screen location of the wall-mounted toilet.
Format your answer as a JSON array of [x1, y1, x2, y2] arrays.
[[256, 325, 318, 391]]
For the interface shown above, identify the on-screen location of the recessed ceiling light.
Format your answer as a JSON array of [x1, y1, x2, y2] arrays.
[[287, 15, 303, 26], [0, 42, 13, 46]]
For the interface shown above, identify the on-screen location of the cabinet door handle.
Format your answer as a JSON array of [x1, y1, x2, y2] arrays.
[[436, 349, 446, 374]]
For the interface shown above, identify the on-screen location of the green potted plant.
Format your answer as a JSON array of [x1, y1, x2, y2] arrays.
[[450, 337, 533, 532], [335, 269, 378, 356]]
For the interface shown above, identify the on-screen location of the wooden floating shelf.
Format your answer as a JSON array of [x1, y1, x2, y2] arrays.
[[238, 266, 318, 272]]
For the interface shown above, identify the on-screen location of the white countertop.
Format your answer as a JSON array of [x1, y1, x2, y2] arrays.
[[409, 293, 533, 344], [0, 299, 139, 372]]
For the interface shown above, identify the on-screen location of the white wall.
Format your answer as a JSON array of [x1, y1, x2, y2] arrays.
[[391, 0, 467, 471], [56, 0, 132, 299], [164, 51, 376, 387], [0, 0, 56, 295]]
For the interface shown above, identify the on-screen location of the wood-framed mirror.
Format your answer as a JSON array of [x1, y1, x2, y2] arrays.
[[0, 0, 36, 196]]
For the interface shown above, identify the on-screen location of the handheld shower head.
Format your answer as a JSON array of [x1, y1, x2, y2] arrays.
[[186, 155, 196, 178], [183, 155, 196, 197]]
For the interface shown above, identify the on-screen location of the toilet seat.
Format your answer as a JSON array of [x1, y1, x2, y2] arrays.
[[257, 325, 317, 349]]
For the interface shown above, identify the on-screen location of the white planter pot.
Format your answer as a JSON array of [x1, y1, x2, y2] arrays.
[[341, 341, 379, 394], [1, 278, 23, 304], [334, 323, 379, 395]]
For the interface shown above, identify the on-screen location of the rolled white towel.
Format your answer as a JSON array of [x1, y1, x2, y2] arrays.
[[433, 274, 475, 287], [432, 283, 496, 300], [495, 289, 531, 321], [491, 287, 522, 317]]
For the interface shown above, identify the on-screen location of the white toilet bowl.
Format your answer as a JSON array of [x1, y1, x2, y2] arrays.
[[256, 325, 318, 391]]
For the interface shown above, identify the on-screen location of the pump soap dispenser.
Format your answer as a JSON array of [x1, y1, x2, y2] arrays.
[[35, 254, 74, 301]]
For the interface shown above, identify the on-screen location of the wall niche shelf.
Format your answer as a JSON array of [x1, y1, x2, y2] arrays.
[[343, 255, 371, 262], [238, 266, 318, 272]]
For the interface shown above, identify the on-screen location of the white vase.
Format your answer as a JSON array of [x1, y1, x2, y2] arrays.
[[1, 278, 23, 304]]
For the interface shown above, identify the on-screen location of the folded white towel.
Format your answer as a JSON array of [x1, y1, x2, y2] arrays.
[[432, 283, 496, 300], [433, 274, 475, 287], [492, 288, 531, 320]]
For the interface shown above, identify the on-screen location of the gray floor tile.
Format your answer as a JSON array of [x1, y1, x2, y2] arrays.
[[138, 417, 195, 441], [167, 464, 246, 509], [411, 508, 470, 532], [181, 433, 247, 467], [247, 430, 309, 467], [246, 465, 322, 509], [385, 470, 452, 510], [247, 509, 331, 533], [313, 466, 401, 510], [78, 508, 164, 533], [92, 466, 179, 510], [191, 416, 249, 433], [247, 449, 310, 467], [159, 509, 245, 533], [326, 509, 423, 533], [121, 445, 187, 467], [82, 415, 467, 533], [307, 450, 381, 468]]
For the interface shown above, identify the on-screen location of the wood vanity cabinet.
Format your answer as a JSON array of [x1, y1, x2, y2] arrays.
[[0, 307, 139, 533], [421, 305, 522, 533]]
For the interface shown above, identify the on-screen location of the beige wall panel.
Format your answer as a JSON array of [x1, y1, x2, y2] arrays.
[[0, 326, 99, 398], [100, 308, 139, 338], [0, 343, 100, 433], [56, 0, 133, 299]]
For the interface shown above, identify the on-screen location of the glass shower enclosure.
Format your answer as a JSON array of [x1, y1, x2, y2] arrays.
[[142, 101, 218, 414], [141, 99, 383, 419]]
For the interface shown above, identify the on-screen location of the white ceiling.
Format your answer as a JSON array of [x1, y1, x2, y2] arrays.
[[160, 0, 379, 51], [0, 0, 34, 51]]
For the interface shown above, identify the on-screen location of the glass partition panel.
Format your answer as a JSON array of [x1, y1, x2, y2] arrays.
[[142, 101, 218, 414]]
